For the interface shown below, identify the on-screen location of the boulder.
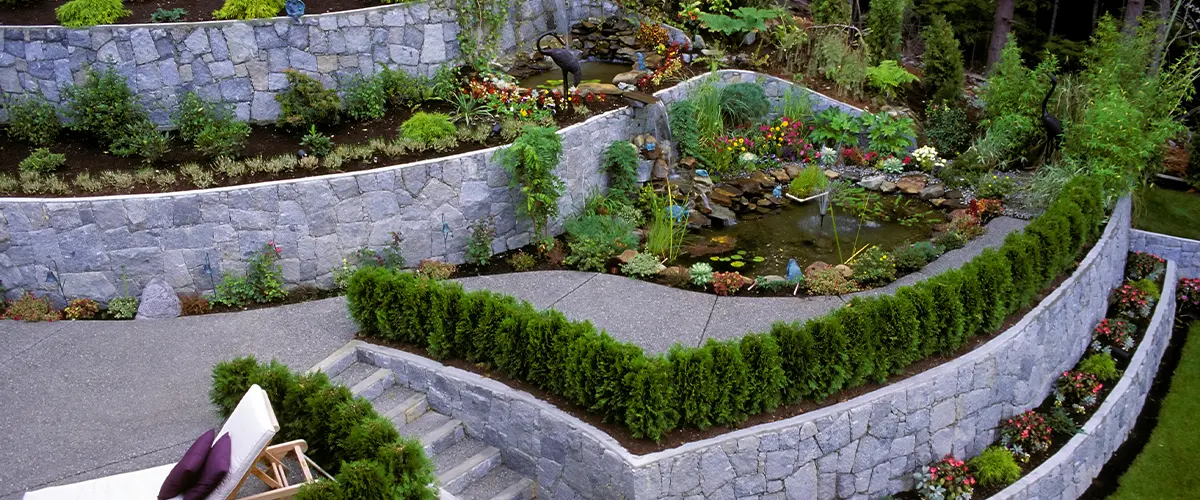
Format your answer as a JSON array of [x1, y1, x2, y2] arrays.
[[135, 277, 180, 320], [688, 211, 711, 228], [707, 205, 738, 227], [824, 170, 841, 180], [897, 175, 927, 194], [880, 181, 898, 193], [714, 185, 743, 198], [919, 184, 945, 200], [805, 261, 831, 276], [749, 170, 775, 190], [858, 175, 886, 190], [708, 190, 733, 206], [785, 164, 803, 179], [577, 82, 622, 95], [617, 249, 639, 264], [613, 70, 649, 86], [833, 264, 854, 279], [769, 169, 790, 182], [930, 198, 949, 207], [652, 158, 670, 179]]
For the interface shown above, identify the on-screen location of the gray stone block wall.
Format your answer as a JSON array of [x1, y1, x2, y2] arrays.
[[0, 0, 620, 124], [344, 197, 1132, 500], [993, 261, 1178, 500], [0, 107, 633, 303], [1130, 229, 1200, 279]]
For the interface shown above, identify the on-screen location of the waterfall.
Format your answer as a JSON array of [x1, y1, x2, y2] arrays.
[[549, 0, 570, 40], [645, 100, 674, 165]]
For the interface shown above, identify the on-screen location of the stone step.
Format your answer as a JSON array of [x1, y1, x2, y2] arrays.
[[306, 342, 359, 377], [420, 417, 466, 456], [382, 392, 429, 424], [395, 410, 451, 441], [434, 437, 490, 473], [463, 468, 536, 500], [438, 445, 503, 495], [350, 368, 394, 400], [330, 361, 376, 388]]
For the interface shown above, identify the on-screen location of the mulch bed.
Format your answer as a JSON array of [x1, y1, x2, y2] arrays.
[[1, 0, 379, 27], [358, 257, 1082, 454]]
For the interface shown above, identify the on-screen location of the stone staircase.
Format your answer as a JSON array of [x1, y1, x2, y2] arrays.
[[317, 354, 537, 500]]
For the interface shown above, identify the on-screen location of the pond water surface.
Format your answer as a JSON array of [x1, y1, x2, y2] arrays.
[[516, 61, 632, 89]]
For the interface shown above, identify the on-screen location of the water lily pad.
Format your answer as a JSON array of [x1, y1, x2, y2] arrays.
[[752, 256, 766, 262], [737, 250, 747, 255], [720, 257, 731, 262], [710, 256, 720, 261], [731, 255, 743, 261], [731, 261, 745, 268]]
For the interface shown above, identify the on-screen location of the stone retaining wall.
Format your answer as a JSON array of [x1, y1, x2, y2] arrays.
[[0, 70, 855, 304], [993, 261, 1178, 500], [1130, 229, 1200, 278], [348, 198, 1132, 500], [0, 0, 619, 124]]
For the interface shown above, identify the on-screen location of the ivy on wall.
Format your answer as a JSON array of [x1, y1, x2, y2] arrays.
[[452, 0, 508, 68]]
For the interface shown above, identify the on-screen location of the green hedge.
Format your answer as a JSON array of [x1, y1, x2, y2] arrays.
[[346, 177, 1107, 441], [210, 357, 437, 500]]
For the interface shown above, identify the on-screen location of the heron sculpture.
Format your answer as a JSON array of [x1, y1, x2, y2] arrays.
[[1042, 75, 1063, 147], [537, 32, 582, 96]]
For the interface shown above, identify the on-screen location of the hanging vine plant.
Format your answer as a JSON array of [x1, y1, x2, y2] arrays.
[[452, 0, 507, 69]]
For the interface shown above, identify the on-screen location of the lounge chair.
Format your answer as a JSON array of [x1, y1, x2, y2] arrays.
[[24, 384, 332, 500]]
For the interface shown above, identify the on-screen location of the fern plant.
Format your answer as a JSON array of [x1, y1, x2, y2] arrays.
[[498, 126, 565, 251], [601, 141, 639, 202], [866, 60, 918, 101]]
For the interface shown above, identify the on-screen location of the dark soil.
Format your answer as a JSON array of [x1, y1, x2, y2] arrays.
[[0, 99, 625, 197], [358, 257, 1084, 455], [1, 0, 377, 27]]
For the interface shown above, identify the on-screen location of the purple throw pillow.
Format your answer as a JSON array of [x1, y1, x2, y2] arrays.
[[183, 433, 231, 500], [158, 429, 216, 499]]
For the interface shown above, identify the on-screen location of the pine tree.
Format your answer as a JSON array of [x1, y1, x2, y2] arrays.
[[810, 0, 850, 25], [921, 14, 966, 103], [866, 0, 907, 63]]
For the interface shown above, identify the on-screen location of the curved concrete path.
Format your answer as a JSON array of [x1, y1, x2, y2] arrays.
[[0, 216, 1025, 499], [457, 216, 1029, 354]]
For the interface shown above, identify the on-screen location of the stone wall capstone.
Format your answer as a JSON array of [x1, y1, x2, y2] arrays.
[[991, 261, 1177, 500], [1130, 229, 1200, 279], [0, 0, 620, 124], [345, 197, 1132, 500]]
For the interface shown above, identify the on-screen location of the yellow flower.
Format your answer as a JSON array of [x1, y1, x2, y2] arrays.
[[781, 121, 789, 127]]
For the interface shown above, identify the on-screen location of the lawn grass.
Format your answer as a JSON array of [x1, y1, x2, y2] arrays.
[[1134, 187, 1200, 241], [1111, 322, 1200, 499]]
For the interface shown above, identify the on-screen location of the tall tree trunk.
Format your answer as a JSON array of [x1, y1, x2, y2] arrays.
[[1092, 0, 1101, 29], [1049, 0, 1061, 37], [1151, 0, 1172, 72], [986, 0, 1015, 71], [1125, 0, 1146, 34]]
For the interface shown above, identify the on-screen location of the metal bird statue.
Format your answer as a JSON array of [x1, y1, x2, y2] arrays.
[[1042, 75, 1063, 146], [786, 258, 802, 283], [537, 32, 582, 97], [285, 0, 305, 24]]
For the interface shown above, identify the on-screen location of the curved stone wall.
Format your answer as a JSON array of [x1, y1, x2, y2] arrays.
[[340, 197, 1132, 499], [1131, 229, 1200, 278], [0, 70, 858, 304], [993, 261, 1177, 500], [0, 0, 619, 124]]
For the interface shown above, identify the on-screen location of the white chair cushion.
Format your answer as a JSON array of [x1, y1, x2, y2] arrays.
[[23, 463, 181, 500], [208, 384, 279, 500], [24, 384, 279, 500]]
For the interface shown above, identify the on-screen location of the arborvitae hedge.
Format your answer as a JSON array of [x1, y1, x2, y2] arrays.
[[346, 177, 1107, 441], [210, 357, 437, 500]]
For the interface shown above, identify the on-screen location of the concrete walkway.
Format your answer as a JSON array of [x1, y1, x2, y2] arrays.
[[0, 216, 1026, 498], [0, 298, 356, 500], [458, 216, 1029, 354]]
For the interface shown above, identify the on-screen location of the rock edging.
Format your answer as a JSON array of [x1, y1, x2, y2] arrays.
[[1130, 229, 1200, 279]]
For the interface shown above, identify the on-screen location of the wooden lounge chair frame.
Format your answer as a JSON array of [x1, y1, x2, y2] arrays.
[[229, 440, 335, 500]]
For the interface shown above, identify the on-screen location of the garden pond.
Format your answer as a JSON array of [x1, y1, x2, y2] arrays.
[[673, 194, 946, 276]]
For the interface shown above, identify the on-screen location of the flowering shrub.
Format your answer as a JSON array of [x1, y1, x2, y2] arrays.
[[949, 212, 986, 239], [1125, 251, 1166, 281], [712, 271, 746, 296], [912, 145, 947, 172], [1110, 283, 1153, 319], [1055, 370, 1103, 414], [1178, 278, 1200, 314], [850, 246, 896, 286], [635, 22, 669, 47], [999, 410, 1052, 462], [967, 198, 1004, 223], [467, 78, 603, 121], [913, 455, 974, 500], [1091, 317, 1137, 352], [2, 292, 61, 322], [636, 44, 685, 90], [975, 173, 1015, 199], [806, 267, 858, 295], [64, 298, 100, 320]]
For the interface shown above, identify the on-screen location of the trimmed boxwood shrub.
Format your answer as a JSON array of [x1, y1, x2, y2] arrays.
[[346, 177, 1107, 440], [209, 357, 436, 498]]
